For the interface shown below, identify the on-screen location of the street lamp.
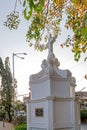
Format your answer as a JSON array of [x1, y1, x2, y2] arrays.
[[12, 53, 27, 80], [12, 53, 27, 120], [12, 53, 27, 101], [80, 87, 86, 92]]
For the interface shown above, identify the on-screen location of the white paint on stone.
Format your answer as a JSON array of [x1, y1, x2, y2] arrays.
[[26, 35, 80, 130]]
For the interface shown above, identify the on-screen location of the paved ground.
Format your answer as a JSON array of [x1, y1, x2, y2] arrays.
[[0, 121, 87, 130], [81, 123, 87, 130], [0, 121, 14, 130]]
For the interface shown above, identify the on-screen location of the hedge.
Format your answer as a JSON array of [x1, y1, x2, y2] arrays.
[[14, 124, 27, 130], [80, 109, 87, 119]]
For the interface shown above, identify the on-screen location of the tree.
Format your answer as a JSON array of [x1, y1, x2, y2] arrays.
[[0, 57, 14, 122], [4, 0, 87, 61], [15, 100, 26, 113]]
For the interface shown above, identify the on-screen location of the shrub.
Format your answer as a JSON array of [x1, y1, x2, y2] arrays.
[[14, 123, 27, 130], [80, 109, 87, 120]]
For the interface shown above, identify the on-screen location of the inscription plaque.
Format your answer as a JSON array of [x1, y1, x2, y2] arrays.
[[35, 108, 43, 117]]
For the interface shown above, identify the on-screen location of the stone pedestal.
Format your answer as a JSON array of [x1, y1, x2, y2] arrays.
[[27, 75, 80, 130], [26, 35, 80, 130]]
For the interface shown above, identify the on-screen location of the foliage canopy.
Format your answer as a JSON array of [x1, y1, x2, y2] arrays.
[[4, 0, 87, 61]]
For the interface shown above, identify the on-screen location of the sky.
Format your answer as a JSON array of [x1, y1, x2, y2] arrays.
[[0, 0, 87, 101]]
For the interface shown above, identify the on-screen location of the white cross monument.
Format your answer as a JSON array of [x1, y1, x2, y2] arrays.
[[26, 34, 81, 130]]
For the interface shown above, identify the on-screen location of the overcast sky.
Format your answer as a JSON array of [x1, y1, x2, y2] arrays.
[[0, 0, 87, 100]]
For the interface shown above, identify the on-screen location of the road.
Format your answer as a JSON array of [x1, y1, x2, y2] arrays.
[[0, 121, 14, 130]]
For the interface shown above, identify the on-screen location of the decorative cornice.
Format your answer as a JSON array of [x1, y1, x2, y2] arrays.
[[46, 96, 75, 102], [27, 96, 76, 103], [29, 75, 76, 88], [29, 98, 47, 103], [29, 75, 69, 85]]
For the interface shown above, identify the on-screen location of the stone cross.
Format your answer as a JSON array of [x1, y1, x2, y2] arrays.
[[46, 34, 57, 57]]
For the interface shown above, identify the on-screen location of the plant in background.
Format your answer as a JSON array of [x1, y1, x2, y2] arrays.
[[4, 11, 20, 30], [80, 109, 87, 121], [65, 0, 87, 61], [0, 57, 14, 122], [4, 0, 20, 30], [14, 123, 27, 130]]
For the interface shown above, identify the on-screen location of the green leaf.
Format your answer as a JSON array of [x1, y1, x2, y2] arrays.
[[83, 12, 87, 21], [34, 1, 45, 13], [83, 12, 87, 26], [29, 0, 34, 10], [23, 9, 32, 20], [74, 52, 81, 61], [82, 28, 87, 40], [23, 0, 26, 7]]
